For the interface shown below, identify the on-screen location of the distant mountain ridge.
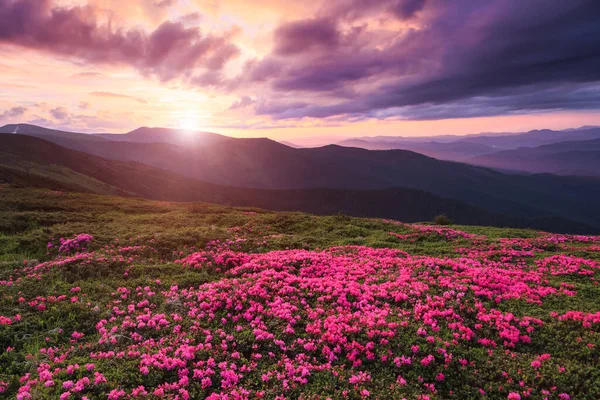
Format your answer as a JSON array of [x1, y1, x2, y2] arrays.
[[455, 127, 600, 149], [279, 141, 303, 148], [0, 123, 108, 142], [337, 139, 497, 161], [94, 126, 229, 146], [467, 138, 600, 176], [3, 123, 600, 231], [339, 126, 600, 146], [4, 134, 592, 233], [337, 126, 600, 162], [0, 123, 228, 147]]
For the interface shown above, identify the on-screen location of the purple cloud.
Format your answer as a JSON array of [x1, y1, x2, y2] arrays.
[[390, 0, 427, 19], [0, 0, 239, 82], [0, 106, 27, 119], [274, 18, 340, 55], [228, 96, 255, 110], [321, 0, 429, 22], [50, 107, 68, 120], [251, 0, 600, 120]]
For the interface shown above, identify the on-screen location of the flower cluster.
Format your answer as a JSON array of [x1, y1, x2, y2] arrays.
[[2, 224, 600, 399], [386, 221, 483, 242], [52, 233, 94, 254]]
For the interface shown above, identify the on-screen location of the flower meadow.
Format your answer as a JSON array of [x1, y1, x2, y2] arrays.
[[1, 189, 600, 399]]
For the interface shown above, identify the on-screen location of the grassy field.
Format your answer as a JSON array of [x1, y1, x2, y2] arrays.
[[1, 186, 600, 399]]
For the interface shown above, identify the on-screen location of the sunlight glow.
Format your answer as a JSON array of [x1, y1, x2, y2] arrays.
[[178, 118, 200, 132]]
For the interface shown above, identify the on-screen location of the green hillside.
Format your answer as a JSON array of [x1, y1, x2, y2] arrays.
[[1, 187, 599, 399], [1, 134, 597, 234]]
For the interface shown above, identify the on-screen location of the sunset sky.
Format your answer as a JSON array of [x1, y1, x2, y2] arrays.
[[1, 0, 600, 140]]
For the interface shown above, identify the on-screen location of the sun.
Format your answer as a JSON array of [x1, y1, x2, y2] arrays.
[[178, 118, 199, 132], [174, 110, 212, 133]]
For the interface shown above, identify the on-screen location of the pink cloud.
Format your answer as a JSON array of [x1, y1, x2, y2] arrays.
[[0, 0, 239, 82], [274, 18, 340, 55], [0, 106, 27, 120], [247, 0, 600, 120]]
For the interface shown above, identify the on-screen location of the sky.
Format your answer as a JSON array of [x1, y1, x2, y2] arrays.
[[1, 0, 600, 140]]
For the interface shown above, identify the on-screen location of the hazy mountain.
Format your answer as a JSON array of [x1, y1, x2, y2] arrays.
[[338, 139, 497, 161], [456, 127, 600, 149], [7, 122, 600, 161], [4, 134, 591, 232], [279, 140, 303, 148], [309, 131, 523, 148], [337, 127, 600, 161], [4, 131, 600, 230], [0, 123, 230, 147], [94, 126, 229, 146], [0, 123, 107, 142], [467, 138, 600, 176]]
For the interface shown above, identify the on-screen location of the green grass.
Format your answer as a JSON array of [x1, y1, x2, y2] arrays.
[[0, 187, 479, 262], [1, 186, 599, 399]]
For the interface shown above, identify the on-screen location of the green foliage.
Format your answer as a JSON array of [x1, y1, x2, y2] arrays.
[[433, 214, 453, 225], [1, 187, 599, 399]]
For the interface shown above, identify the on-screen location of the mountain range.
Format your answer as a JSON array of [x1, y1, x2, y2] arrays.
[[466, 138, 600, 175], [336, 126, 600, 171], [2, 123, 600, 233]]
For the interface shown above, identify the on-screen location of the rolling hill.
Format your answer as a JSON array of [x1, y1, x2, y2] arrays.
[[2, 186, 600, 398], [337, 139, 497, 161], [467, 138, 600, 176], [4, 125, 600, 229], [0, 123, 229, 147], [0, 123, 108, 142], [337, 126, 600, 162], [94, 126, 229, 146], [456, 126, 600, 149], [1, 134, 596, 233]]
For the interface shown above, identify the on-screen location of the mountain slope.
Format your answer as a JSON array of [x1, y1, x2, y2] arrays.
[[0, 123, 107, 142], [457, 127, 600, 149], [295, 145, 600, 228], [337, 139, 498, 161], [94, 126, 229, 146], [8, 131, 600, 229], [0, 123, 229, 147], [336, 127, 600, 161], [1, 134, 596, 233], [279, 140, 303, 148], [467, 138, 600, 176]]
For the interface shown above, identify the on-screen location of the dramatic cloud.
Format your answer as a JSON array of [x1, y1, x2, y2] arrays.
[[250, 0, 600, 120], [24, 107, 137, 133], [0, 106, 27, 120], [323, 0, 428, 21], [50, 107, 68, 120], [274, 18, 340, 55], [268, 84, 600, 121], [228, 96, 254, 110], [391, 0, 427, 19], [0, 0, 239, 82], [90, 91, 148, 104], [2, 0, 600, 132]]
